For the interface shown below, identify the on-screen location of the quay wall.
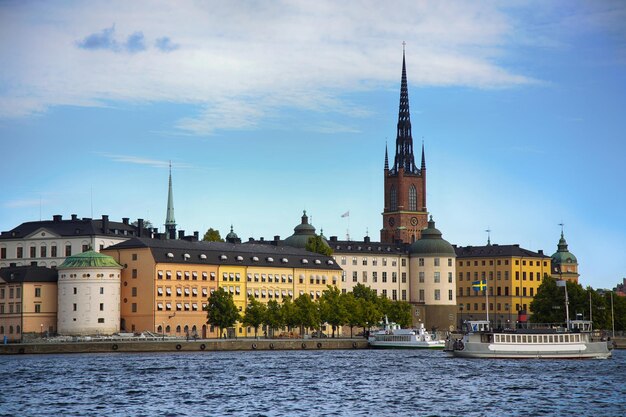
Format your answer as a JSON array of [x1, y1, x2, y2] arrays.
[[0, 338, 368, 355]]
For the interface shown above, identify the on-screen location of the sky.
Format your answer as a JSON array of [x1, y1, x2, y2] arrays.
[[1, 1, 625, 290]]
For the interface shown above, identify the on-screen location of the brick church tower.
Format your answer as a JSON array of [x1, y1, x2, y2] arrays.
[[380, 47, 428, 244]]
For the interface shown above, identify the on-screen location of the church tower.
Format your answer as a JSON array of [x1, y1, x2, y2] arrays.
[[165, 162, 177, 239], [381, 46, 428, 244]]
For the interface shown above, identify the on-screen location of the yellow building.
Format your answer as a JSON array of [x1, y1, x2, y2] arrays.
[[0, 266, 58, 342], [103, 237, 342, 338], [455, 244, 550, 328]]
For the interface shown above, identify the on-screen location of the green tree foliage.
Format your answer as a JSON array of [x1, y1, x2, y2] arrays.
[[294, 293, 320, 334], [359, 297, 381, 333], [387, 301, 412, 328], [281, 296, 299, 332], [242, 297, 266, 338], [319, 285, 347, 337], [305, 235, 333, 256], [264, 300, 284, 337], [202, 228, 224, 242], [205, 287, 240, 337], [341, 292, 364, 337], [530, 276, 567, 323]]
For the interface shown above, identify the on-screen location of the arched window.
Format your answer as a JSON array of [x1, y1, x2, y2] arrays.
[[166, 325, 171, 333], [409, 185, 417, 211], [16, 325, 20, 334], [184, 325, 189, 334], [0, 326, 4, 333], [157, 325, 163, 333], [176, 325, 181, 333], [9, 326, 14, 334], [390, 185, 397, 211]]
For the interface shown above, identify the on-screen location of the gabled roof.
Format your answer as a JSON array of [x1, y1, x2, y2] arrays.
[[454, 244, 549, 259], [104, 238, 342, 271], [0, 266, 58, 283], [0, 216, 137, 240]]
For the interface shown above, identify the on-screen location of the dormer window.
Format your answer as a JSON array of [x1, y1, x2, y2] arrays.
[[183, 253, 190, 260], [200, 254, 207, 260], [236, 256, 243, 261], [281, 258, 288, 263], [220, 255, 227, 260], [327, 260, 334, 265], [301, 259, 308, 264], [167, 253, 174, 258], [252, 256, 259, 262], [266, 257, 274, 262], [314, 259, 321, 264]]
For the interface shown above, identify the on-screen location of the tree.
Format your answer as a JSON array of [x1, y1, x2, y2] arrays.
[[203, 228, 224, 242], [306, 235, 333, 256], [242, 297, 266, 338], [388, 301, 412, 328], [530, 276, 566, 323], [294, 294, 320, 335], [319, 285, 347, 337], [341, 292, 364, 337], [359, 297, 381, 333], [281, 296, 299, 334], [264, 300, 284, 337], [206, 288, 240, 338], [131, 219, 153, 230]]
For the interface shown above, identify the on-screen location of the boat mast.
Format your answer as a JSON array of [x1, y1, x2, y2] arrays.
[[557, 280, 570, 330], [611, 291, 615, 338]]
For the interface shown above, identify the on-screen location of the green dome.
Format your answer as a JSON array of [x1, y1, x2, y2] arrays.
[[226, 225, 239, 240], [551, 232, 577, 264], [283, 210, 329, 250], [59, 250, 122, 269], [409, 216, 455, 256]]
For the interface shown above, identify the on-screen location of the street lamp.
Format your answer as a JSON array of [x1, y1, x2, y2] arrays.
[[40, 323, 43, 338], [459, 304, 464, 330]]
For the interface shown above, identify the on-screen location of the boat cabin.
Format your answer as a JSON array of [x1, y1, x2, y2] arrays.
[[465, 320, 490, 333]]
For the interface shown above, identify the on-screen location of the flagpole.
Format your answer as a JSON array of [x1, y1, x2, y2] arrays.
[[485, 282, 489, 324]]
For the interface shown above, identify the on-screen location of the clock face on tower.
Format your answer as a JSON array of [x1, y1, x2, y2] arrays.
[[388, 217, 395, 226], [410, 217, 418, 226]]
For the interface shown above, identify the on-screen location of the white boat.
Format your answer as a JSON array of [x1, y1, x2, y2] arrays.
[[445, 319, 612, 359], [368, 319, 445, 349]]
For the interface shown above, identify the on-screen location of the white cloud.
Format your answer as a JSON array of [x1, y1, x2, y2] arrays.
[[99, 153, 194, 169], [0, 0, 541, 133]]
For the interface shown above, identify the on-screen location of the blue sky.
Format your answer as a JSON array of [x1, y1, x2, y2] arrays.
[[1, 1, 625, 290]]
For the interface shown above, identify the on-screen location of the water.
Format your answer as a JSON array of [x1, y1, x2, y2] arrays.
[[1, 349, 625, 417]]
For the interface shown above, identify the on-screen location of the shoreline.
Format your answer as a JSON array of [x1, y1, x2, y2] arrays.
[[0, 338, 369, 355]]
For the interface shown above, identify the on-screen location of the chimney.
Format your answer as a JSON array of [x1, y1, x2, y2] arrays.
[[137, 218, 144, 238], [71, 214, 78, 221], [249, 237, 254, 242], [169, 229, 176, 240], [330, 236, 337, 242], [194, 231, 199, 240], [364, 236, 371, 243], [122, 218, 129, 225], [538, 249, 543, 255], [102, 215, 110, 234], [178, 230, 185, 240], [260, 237, 265, 242], [53, 215, 62, 222]]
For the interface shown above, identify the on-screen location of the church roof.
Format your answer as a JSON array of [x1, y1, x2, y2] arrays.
[[409, 216, 455, 256], [551, 232, 577, 264], [283, 210, 330, 250]]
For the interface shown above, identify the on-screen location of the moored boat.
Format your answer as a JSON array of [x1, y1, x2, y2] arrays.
[[445, 319, 612, 359], [368, 319, 445, 349]]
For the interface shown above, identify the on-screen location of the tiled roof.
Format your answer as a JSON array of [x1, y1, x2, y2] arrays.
[[0, 215, 136, 240], [105, 238, 342, 271], [454, 244, 549, 259], [0, 265, 58, 283]]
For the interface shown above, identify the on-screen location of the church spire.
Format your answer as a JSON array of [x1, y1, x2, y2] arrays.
[[392, 43, 418, 174], [384, 141, 389, 170], [421, 141, 426, 170], [165, 161, 176, 238]]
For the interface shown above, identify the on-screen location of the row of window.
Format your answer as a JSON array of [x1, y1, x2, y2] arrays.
[[69, 302, 107, 312], [340, 257, 401, 267], [156, 270, 212, 281], [460, 302, 527, 312], [0, 303, 21, 314], [156, 287, 209, 297], [418, 271, 453, 284], [458, 271, 543, 282], [0, 287, 22, 299], [388, 184, 418, 211], [494, 333, 582, 344], [351, 271, 405, 283], [0, 325, 20, 334], [459, 259, 548, 267], [417, 289, 454, 302], [458, 286, 535, 297], [0, 244, 92, 259]]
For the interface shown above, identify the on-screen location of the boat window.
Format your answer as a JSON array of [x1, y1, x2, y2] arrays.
[[559, 335, 564, 343], [522, 335, 527, 343], [505, 335, 510, 343], [532, 336, 537, 343]]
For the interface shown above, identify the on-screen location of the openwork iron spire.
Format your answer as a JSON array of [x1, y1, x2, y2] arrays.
[[392, 44, 418, 174], [165, 161, 176, 235]]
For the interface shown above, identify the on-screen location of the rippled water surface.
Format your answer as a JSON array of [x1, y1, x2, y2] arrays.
[[2, 348, 625, 416]]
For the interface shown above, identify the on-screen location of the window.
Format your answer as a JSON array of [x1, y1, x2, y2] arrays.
[[132, 253, 138, 261], [418, 258, 424, 267], [449, 289, 453, 301], [392, 272, 397, 283], [100, 303, 104, 311], [382, 258, 387, 266], [35, 288, 41, 297], [98, 318, 105, 323], [73, 303, 77, 311], [448, 258, 452, 267], [362, 271, 368, 283], [100, 287, 104, 294], [17, 247, 23, 258], [29, 246, 36, 258], [372, 258, 377, 266], [382, 289, 388, 298], [382, 272, 387, 283], [448, 272, 453, 283], [434, 272, 440, 283], [65, 245, 72, 256], [522, 272, 527, 281], [132, 303, 137, 312], [0, 247, 5, 259], [35, 304, 41, 313], [340, 256, 346, 265], [419, 272, 424, 283], [392, 289, 397, 301], [40, 246, 47, 257], [408, 185, 417, 211], [362, 257, 368, 266], [352, 257, 357, 266], [419, 289, 424, 302], [131, 287, 137, 297], [73, 287, 77, 295], [82, 244, 89, 252], [401, 258, 406, 267], [459, 287, 463, 296], [352, 271, 357, 282], [372, 272, 378, 283], [401, 272, 406, 283], [132, 269, 138, 278], [434, 290, 441, 301], [390, 185, 397, 211]]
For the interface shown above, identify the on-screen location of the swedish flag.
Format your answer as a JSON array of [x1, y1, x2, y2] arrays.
[[472, 280, 487, 291]]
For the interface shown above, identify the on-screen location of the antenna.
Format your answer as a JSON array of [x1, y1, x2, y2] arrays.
[[90, 186, 93, 218], [485, 227, 491, 245]]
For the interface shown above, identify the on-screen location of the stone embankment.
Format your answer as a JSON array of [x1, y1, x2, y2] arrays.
[[0, 338, 368, 355]]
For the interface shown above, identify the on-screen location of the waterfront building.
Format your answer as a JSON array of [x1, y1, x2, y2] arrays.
[[0, 265, 58, 342], [408, 217, 456, 331], [57, 251, 123, 335], [0, 214, 140, 269], [380, 47, 428, 244], [102, 237, 341, 338], [328, 236, 409, 301], [550, 230, 579, 284], [455, 243, 550, 328]]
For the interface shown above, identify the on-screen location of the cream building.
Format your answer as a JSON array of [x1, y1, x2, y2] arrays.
[[57, 251, 122, 335], [408, 217, 456, 331]]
